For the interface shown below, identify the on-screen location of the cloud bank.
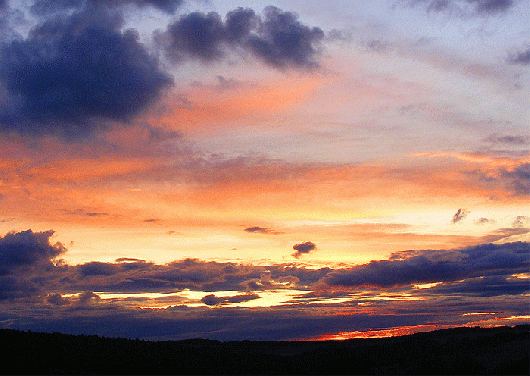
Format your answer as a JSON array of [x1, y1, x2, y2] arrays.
[[0, 229, 527, 340], [325, 242, 529, 287]]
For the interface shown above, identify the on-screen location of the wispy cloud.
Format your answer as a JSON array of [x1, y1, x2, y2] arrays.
[[452, 208, 469, 223], [244, 227, 283, 235], [402, 0, 517, 17], [507, 45, 530, 65]]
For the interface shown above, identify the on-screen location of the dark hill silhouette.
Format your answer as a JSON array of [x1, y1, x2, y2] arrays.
[[1, 325, 528, 374]]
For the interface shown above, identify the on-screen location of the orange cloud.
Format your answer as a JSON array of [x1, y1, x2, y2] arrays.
[[142, 74, 329, 134]]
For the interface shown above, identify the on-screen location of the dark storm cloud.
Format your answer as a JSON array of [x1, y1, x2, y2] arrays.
[[1, 4, 324, 138], [0, 9, 173, 138], [325, 242, 529, 287], [507, 46, 530, 65], [165, 11, 225, 62], [245, 6, 324, 69], [200, 293, 260, 306], [0, 230, 65, 274], [224, 7, 258, 44], [244, 226, 282, 235], [452, 208, 469, 223], [30, 0, 184, 15], [292, 241, 316, 259], [45, 258, 328, 294], [162, 6, 324, 69], [0, 230, 65, 299], [79, 262, 121, 276]]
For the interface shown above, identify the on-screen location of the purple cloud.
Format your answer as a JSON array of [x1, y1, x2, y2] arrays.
[[292, 241, 317, 258], [325, 242, 529, 287]]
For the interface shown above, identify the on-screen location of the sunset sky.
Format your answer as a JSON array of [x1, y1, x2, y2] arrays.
[[0, 0, 528, 341]]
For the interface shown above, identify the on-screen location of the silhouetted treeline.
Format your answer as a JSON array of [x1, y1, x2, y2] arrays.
[[1, 325, 528, 374]]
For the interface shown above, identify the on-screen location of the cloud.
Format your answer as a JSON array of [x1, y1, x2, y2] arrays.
[[463, 159, 530, 197], [85, 212, 109, 217], [65, 209, 110, 218], [502, 163, 530, 196], [292, 241, 316, 258], [471, 0, 514, 14], [30, 0, 184, 15], [161, 6, 324, 69], [244, 226, 282, 235], [429, 275, 530, 297], [507, 45, 530, 65], [0, 236, 527, 341], [0, 8, 173, 138], [0, 230, 65, 274], [325, 242, 529, 287], [164, 11, 226, 62], [0, 233, 329, 297], [512, 215, 529, 228], [325, 28, 354, 43], [364, 39, 390, 52], [474, 217, 495, 225], [143, 218, 161, 223], [483, 135, 529, 145], [245, 6, 324, 69], [79, 262, 121, 276], [0, 230, 66, 300], [77, 291, 101, 306], [51, 258, 327, 293], [46, 293, 70, 306], [480, 226, 530, 243], [0, 2, 26, 40], [452, 208, 469, 223], [402, 0, 516, 16], [201, 293, 260, 306]]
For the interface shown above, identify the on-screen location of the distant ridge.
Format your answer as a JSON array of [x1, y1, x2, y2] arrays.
[[1, 325, 528, 374]]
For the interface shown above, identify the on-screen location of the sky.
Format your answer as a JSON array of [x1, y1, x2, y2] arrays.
[[0, 0, 528, 341]]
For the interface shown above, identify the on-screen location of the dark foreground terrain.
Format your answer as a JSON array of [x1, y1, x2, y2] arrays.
[[1, 325, 528, 375]]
